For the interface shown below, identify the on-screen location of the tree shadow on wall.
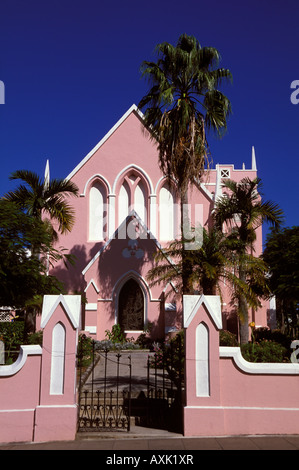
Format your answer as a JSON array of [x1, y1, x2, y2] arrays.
[[51, 242, 102, 295], [97, 215, 166, 332]]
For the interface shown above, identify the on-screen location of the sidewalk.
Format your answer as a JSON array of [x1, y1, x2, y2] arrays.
[[1, 429, 299, 450]]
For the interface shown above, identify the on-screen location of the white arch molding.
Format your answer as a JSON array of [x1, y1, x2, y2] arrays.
[[50, 322, 66, 395], [81, 174, 112, 197], [112, 271, 150, 331], [196, 322, 210, 397], [112, 164, 154, 194]]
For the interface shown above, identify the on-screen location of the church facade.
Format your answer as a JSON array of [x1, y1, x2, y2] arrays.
[[50, 104, 269, 341]]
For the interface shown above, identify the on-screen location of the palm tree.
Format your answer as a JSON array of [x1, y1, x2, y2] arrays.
[[214, 177, 284, 343], [5, 169, 79, 238], [3, 168, 78, 335], [139, 33, 232, 293], [147, 226, 235, 299]]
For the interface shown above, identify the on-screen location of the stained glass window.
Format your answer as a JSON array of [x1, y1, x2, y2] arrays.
[[118, 279, 144, 331]]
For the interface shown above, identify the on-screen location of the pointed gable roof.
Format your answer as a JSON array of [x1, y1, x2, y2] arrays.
[[66, 104, 145, 181]]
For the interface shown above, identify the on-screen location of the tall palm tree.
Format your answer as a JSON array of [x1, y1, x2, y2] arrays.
[[138, 33, 232, 293], [4, 169, 79, 238], [214, 177, 284, 343]]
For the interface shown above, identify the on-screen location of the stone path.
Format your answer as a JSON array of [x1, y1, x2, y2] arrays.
[[83, 350, 167, 395]]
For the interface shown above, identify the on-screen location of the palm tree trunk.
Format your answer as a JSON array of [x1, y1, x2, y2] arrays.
[[238, 266, 249, 344], [180, 188, 193, 295], [23, 309, 36, 340]]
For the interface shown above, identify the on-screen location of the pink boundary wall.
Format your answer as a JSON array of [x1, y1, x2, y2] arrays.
[[0, 295, 81, 443], [2, 292, 299, 443], [183, 295, 299, 436]]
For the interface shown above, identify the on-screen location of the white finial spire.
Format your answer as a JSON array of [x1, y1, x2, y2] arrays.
[[251, 146, 257, 171], [44, 159, 50, 191]]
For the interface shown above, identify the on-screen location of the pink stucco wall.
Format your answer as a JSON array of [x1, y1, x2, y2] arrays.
[[183, 295, 299, 437], [0, 295, 80, 444], [0, 351, 42, 443]]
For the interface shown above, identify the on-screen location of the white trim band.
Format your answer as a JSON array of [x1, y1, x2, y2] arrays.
[[220, 346, 299, 375]]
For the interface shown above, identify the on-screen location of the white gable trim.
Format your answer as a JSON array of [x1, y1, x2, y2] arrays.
[[84, 278, 100, 294], [41, 294, 81, 329], [66, 104, 144, 181], [183, 294, 222, 330]]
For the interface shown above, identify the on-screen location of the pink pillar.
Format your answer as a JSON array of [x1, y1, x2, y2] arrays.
[[183, 294, 224, 436], [34, 295, 81, 442]]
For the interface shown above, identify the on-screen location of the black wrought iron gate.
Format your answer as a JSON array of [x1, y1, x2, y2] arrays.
[[77, 337, 184, 434], [77, 344, 132, 432]]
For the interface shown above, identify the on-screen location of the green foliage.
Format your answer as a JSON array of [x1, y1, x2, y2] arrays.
[[150, 331, 185, 388], [263, 226, 299, 335], [135, 321, 154, 349], [105, 324, 126, 344], [5, 169, 79, 235], [77, 334, 94, 368], [0, 322, 24, 350], [0, 200, 65, 309], [26, 330, 43, 346], [139, 34, 232, 193], [139, 34, 232, 294], [214, 177, 283, 344], [241, 340, 288, 363], [95, 340, 140, 351], [219, 329, 238, 346]]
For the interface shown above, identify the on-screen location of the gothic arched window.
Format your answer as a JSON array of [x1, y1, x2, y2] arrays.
[[159, 183, 176, 241], [118, 171, 148, 226], [118, 279, 144, 331], [89, 181, 107, 241], [118, 180, 130, 226], [134, 181, 146, 223]]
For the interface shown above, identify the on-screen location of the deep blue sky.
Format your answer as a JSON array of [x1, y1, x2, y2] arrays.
[[0, 0, 298, 243]]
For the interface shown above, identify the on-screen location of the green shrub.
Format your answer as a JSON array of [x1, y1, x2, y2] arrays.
[[219, 329, 238, 346], [158, 331, 185, 387], [0, 322, 24, 351], [105, 324, 126, 344], [254, 327, 292, 351], [241, 340, 289, 363], [77, 334, 94, 368], [26, 330, 43, 345]]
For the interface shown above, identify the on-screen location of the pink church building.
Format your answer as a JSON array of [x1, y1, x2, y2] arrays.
[[50, 104, 269, 341]]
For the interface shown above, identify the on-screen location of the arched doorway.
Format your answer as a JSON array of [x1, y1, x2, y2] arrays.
[[118, 278, 144, 331]]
